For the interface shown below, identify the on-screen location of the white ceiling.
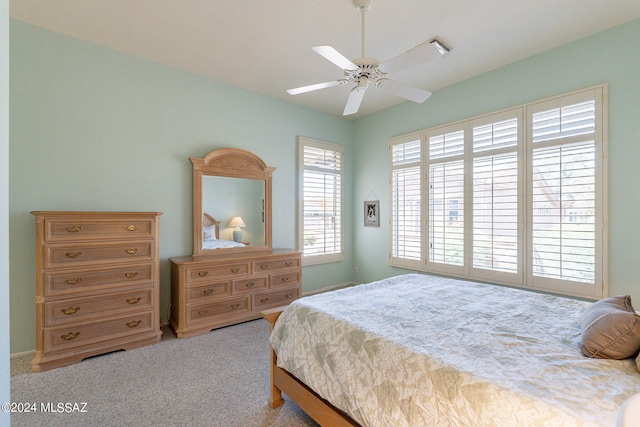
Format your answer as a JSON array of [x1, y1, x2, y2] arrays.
[[10, 0, 640, 119]]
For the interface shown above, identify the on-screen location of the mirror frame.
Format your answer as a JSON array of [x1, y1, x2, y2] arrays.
[[191, 148, 275, 258]]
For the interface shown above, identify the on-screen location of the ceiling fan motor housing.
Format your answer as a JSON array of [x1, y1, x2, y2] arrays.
[[353, 0, 373, 12]]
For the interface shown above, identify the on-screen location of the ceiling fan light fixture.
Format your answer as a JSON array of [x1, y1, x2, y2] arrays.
[[430, 38, 451, 57]]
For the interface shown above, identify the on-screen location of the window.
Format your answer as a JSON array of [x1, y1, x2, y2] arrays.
[[390, 134, 422, 268], [427, 126, 466, 274], [527, 91, 604, 297], [389, 85, 607, 299], [299, 137, 344, 265]]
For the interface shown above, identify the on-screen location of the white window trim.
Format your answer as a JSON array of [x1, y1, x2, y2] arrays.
[[298, 136, 345, 266], [388, 84, 608, 299]]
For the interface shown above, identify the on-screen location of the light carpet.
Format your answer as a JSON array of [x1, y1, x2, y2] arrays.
[[10, 319, 318, 427]]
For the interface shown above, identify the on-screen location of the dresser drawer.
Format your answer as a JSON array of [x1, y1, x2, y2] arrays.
[[45, 288, 153, 327], [252, 256, 300, 273], [186, 297, 249, 324], [44, 311, 154, 353], [44, 241, 154, 269], [43, 217, 155, 242], [232, 276, 267, 295], [270, 271, 301, 288], [187, 281, 230, 302], [253, 287, 300, 310], [44, 263, 153, 297], [185, 262, 250, 284]]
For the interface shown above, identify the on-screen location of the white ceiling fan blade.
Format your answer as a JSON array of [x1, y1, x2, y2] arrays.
[[311, 45, 359, 71], [343, 86, 367, 116], [379, 79, 432, 104], [287, 80, 345, 95], [378, 41, 441, 74]]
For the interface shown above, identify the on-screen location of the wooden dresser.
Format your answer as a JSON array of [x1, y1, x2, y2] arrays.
[[170, 249, 301, 338], [30, 211, 162, 372]]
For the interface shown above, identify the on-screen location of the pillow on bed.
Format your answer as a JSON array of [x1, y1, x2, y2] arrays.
[[203, 225, 217, 241], [580, 295, 640, 359]]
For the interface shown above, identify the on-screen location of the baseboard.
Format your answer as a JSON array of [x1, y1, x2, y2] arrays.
[[11, 349, 34, 359], [302, 281, 358, 297]]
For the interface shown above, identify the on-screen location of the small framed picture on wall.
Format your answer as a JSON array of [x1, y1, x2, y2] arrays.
[[364, 200, 379, 227]]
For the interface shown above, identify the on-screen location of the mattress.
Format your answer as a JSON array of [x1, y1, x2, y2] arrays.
[[270, 274, 640, 426]]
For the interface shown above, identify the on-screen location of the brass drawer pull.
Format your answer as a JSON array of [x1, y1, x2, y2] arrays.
[[245, 282, 255, 288], [61, 306, 80, 315], [260, 264, 269, 270], [281, 276, 289, 282], [260, 297, 269, 303], [66, 226, 82, 233], [125, 272, 138, 278], [125, 225, 138, 231], [198, 310, 208, 316], [66, 278, 83, 285], [61, 332, 80, 341], [231, 267, 240, 273], [198, 271, 209, 277], [126, 320, 141, 328], [126, 297, 141, 304], [285, 261, 293, 266], [65, 251, 81, 258], [203, 288, 214, 295], [231, 303, 240, 309], [125, 248, 138, 254]]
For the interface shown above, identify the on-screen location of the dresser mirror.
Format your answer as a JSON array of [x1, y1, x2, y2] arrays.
[[191, 148, 275, 258]]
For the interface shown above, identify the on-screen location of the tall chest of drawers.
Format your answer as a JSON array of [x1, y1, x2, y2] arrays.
[[30, 211, 162, 372], [170, 249, 301, 338]]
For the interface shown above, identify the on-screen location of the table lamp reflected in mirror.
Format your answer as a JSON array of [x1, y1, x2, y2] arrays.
[[228, 216, 246, 242]]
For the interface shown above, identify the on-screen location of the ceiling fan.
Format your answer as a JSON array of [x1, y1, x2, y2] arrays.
[[287, 0, 451, 116]]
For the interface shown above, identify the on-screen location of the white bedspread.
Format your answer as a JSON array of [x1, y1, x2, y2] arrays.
[[270, 274, 640, 426]]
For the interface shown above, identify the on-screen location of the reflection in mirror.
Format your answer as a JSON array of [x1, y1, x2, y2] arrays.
[[202, 176, 265, 248]]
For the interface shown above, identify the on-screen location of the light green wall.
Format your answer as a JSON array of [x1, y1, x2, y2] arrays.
[[10, 17, 640, 355], [352, 19, 640, 304], [9, 21, 354, 354]]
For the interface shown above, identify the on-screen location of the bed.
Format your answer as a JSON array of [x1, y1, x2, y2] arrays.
[[201, 212, 246, 249], [263, 274, 640, 426]]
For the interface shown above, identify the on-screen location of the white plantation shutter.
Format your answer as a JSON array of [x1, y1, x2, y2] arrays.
[[532, 101, 595, 143], [528, 90, 604, 298], [472, 153, 519, 273], [299, 138, 343, 264], [532, 143, 596, 283], [471, 115, 521, 278], [429, 160, 464, 266], [390, 138, 421, 263], [427, 127, 465, 270]]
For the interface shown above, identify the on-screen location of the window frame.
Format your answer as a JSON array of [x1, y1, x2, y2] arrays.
[[298, 136, 345, 266]]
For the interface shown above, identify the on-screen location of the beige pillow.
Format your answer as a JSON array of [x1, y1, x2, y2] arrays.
[[580, 295, 640, 359]]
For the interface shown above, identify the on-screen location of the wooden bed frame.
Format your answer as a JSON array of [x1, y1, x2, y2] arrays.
[[262, 307, 359, 427], [202, 212, 221, 239]]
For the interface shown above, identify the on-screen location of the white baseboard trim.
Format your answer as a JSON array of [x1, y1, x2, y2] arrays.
[[302, 281, 358, 297]]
